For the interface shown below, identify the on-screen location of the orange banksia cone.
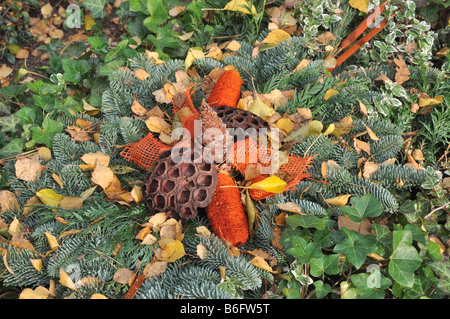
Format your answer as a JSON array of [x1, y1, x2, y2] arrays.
[[207, 69, 242, 108], [206, 172, 249, 247]]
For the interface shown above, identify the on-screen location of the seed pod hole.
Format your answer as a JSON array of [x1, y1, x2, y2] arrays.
[[168, 195, 175, 208], [234, 115, 244, 123], [181, 163, 195, 178], [154, 162, 166, 177], [193, 189, 207, 201], [197, 175, 212, 187], [155, 195, 166, 209], [162, 180, 175, 193], [177, 190, 190, 204], [147, 179, 159, 193], [168, 167, 180, 179], [198, 162, 212, 171]]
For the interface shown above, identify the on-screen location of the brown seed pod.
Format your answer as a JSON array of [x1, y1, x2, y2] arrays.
[[213, 105, 270, 134], [143, 147, 218, 222]]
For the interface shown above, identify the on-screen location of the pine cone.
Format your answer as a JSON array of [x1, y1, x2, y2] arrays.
[[198, 99, 232, 163]]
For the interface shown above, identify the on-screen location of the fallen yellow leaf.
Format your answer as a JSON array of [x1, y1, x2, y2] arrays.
[[249, 175, 287, 194], [185, 47, 205, 70], [323, 88, 339, 100], [45, 232, 59, 250], [224, 0, 257, 15], [249, 256, 278, 273], [59, 269, 77, 290], [36, 189, 64, 207], [324, 194, 352, 207], [349, 0, 369, 13], [159, 240, 185, 262]]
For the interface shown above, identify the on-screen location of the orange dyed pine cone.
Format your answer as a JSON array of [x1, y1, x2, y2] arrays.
[[206, 172, 249, 247], [207, 69, 242, 108]]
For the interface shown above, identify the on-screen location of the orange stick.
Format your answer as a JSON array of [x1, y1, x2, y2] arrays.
[[340, 2, 388, 50]]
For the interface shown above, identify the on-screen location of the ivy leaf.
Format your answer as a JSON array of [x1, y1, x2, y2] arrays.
[[286, 214, 329, 230], [31, 118, 63, 147], [339, 194, 384, 223], [0, 138, 25, 157], [388, 229, 422, 288], [428, 261, 450, 294], [310, 253, 339, 277], [62, 59, 91, 84], [83, 0, 107, 19], [333, 228, 377, 269], [144, 0, 169, 32], [286, 236, 321, 264], [313, 281, 332, 299]]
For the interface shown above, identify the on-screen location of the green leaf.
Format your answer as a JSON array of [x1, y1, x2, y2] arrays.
[[129, 0, 146, 12], [144, 0, 169, 32], [0, 115, 20, 133], [313, 280, 332, 299], [339, 194, 384, 223], [31, 118, 63, 147], [310, 253, 339, 277], [286, 236, 321, 264], [286, 214, 329, 230], [15, 107, 36, 124], [83, 0, 107, 18], [428, 261, 450, 293], [62, 59, 91, 84], [372, 223, 392, 257], [333, 228, 377, 269], [26, 80, 59, 95], [0, 84, 27, 98], [388, 229, 422, 288], [350, 272, 391, 299], [0, 138, 25, 157], [87, 36, 109, 55]]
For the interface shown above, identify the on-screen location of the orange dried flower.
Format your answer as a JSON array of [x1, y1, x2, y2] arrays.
[[206, 172, 249, 247], [207, 69, 242, 108]]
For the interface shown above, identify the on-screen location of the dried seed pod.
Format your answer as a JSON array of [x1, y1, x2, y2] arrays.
[[143, 147, 218, 222], [206, 172, 249, 247], [213, 105, 270, 134]]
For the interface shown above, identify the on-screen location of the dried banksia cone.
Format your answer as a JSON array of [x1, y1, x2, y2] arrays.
[[198, 99, 232, 162], [143, 147, 218, 222], [206, 172, 249, 247], [207, 69, 242, 108]]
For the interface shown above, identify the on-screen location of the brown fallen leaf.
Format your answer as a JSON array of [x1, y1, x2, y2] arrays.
[[92, 165, 114, 190], [113, 268, 136, 286], [131, 99, 147, 117], [354, 138, 371, 154], [143, 260, 168, 279], [0, 190, 20, 213], [338, 215, 371, 235], [60, 197, 84, 210], [394, 55, 410, 85], [15, 157, 43, 182], [363, 161, 379, 179], [16, 49, 30, 59], [65, 125, 92, 143]]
